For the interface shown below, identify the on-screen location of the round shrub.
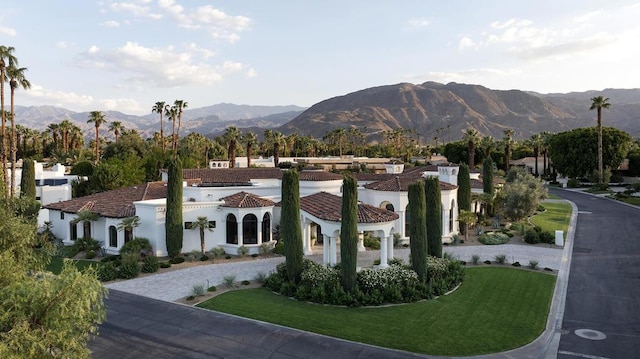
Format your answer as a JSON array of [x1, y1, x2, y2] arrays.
[[478, 232, 509, 245], [97, 262, 118, 282], [241, 280, 251, 285], [159, 261, 171, 269], [141, 255, 160, 273], [539, 231, 555, 244], [273, 240, 285, 255], [100, 255, 121, 263], [200, 255, 209, 261], [119, 253, 141, 279], [524, 230, 541, 244], [363, 235, 381, 250], [207, 286, 217, 292], [211, 247, 226, 258], [119, 237, 152, 257], [85, 250, 97, 259], [168, 257, 185, 264]]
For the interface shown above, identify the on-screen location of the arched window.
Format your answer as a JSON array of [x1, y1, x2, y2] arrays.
[[405, 205, 411, 237], [70, 222, 78, 241], [124, 227, 133, 243], [384, 203, 394, 212], [262, 213, 271, 243], [243, 214, 258, 245], [83, 221, 91, 239], [109, 226, 118, 247], [449, 199, 456, 234], [226, 214, 238, 244]]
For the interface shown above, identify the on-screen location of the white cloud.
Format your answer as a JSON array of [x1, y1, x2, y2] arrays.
[[458, 37, 476, 50], [245, 68, 257, 78], [407, 18, 430, 28], [0, 25, 16, 37], [424, 68, 521, 84], [109, 1, 150, 17], [99, 98, 143, 113], [102, 20, 120, 27], [76, 42, 246, 88], [56, 41, 68, 49], [25, 84, 94, 107], [186, 42, 215, 58]]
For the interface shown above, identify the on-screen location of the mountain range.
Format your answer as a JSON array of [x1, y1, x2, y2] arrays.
[[11, 82, 640, 143]]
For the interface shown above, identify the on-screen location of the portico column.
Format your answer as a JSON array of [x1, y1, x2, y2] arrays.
[[303, 220, 313, 255], [357, 231, 366, 252], [238, 221, 244, 246], [257, 220, 263, 244], [322, 234, 329, 266], [387, 234, 394, 262], [379, 235, 389, 268], [329, 236, 337, 266]]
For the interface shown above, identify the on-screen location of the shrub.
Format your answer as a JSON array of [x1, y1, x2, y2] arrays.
[[85, 250, 97, 260], [567, 178, 580, 188], [528, 260, 539, 270], [210, 247, 226, 258], [119, 237, 152, 257], [75, 237, 102, 252], [273, 241, 285, 255], [259, 242, 273, 255], [478, 232, 509, 245], [168, 256, 185, 264], [100, 255, 120, 263], [223, 275, 237, 288], [225, 255, 231, 260], [524, 230, 541, 244], [544, 267, 553, 272], [539, 231, 555, 244], [251, 253, 258, 258], [512, 261, 521, 267], [186, 250, 201, 262], [363, 234, 381, 249], [97, 262, 118, 282], [484, 260, 492, 265], [141, 255, 160, 273], [159, 262, 171, 269], [192, 284, 205, 297], [186, 295, 195, 301], [237, 245, 249, 257], [207, 286, 217, 292], [200, 255, 209, 261], [254, 271, 267, 283], [119, 253, 141, 279], [241, 280, 251, 285], [471, 254, 480, 265], [494, 254, 507, 264]]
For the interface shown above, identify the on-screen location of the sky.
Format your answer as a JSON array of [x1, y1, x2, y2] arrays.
[[1, 0, 639, 115]]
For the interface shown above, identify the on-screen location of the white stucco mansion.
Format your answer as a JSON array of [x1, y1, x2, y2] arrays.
[[44, 162, 479, 267]]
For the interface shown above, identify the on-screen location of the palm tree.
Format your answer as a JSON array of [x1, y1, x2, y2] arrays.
[[480, 135, 495, 159], [7, 63, 31, 197], [71, 210, 99, 240], [69, 125, 83, 151], [57, 119, 73, 152], [117, 216, 140, 243], [165, 106, 178, 153], [151, 101, 166, 152], [589, 96, 612, 184], [529, 133, 543, 177], [541, 131, 552, 176], [271, 131, 286, 167], [189, 216, 214, 255], [108, 121, 123, 143], [173, 100, 188, 152], [47, 123, 60, 151], [457, 210, 477, 242], [241, 131, 258, 167], [463, 128, 480, 170], [0, 46, 17, 200], [87, 111, 106, 164], [222, 126, 241, 168], [503, 129, 515, 171]]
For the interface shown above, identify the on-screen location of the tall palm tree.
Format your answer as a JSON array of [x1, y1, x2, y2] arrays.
[[7, 64, 31, 196], [165, 106, 178, 153], [271, 131, 286, 167], [529, 133, 543, 177], [151, 101, 166, 152], [58, 119, 73, 152], [69, 125, 84, 151], [108, 121, 123, 143], [589, 96, 612, 184], [47, 123, 60, 151], [222, 126, 241, 168], [189, 216, 214, 255], [463, 128, 480, 170], [0, 46, 17, 200], [503, 129, 515, 171], [87, 111, 106, 164], [541, 131, 552, 176], [480, 135, 495, 159], [173, 100, 188, 152], [241, 131, 258, 168]]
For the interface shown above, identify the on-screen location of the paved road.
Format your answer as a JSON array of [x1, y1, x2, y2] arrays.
[[552, 189, 640, 359]]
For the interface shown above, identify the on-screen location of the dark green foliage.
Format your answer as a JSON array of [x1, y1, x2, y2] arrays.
[[165, 155, 183, 257], [482, 157, 494, 216], [408, 181, 428, 282], [457, 164, 471, 211], [425, 177, 442, 258], [119, 237, 152, 256], [628, 149, 640, 177], [141, 255, 160, 273], [168, 257, 185, 264], [96, 262, 118, 281], [159, 261, 171, 268], [70, 161, 95, 176], [548, 127, 632, 178], [340, 174, 359, 292], [273, 240, 285, 254], [7, 197, 41, 222], [118, 253, 141, 279], [100, 255, 120, 263], [363, 234, 380, 249], [281, 170, 303, 283], [20, 159, 36, 199]]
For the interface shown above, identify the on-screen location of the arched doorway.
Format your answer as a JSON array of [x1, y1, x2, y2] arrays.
[[243, 214, 258, 244], [109, 225, 117, 247], [449, 199, 456, 234], [262, 213, 271, 243], [226, 214, 238, 244]]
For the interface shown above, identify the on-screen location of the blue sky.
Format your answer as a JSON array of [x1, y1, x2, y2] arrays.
[[2, 0, 639, 115]]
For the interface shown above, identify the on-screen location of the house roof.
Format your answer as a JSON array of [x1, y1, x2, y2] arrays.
[[363, 167, 458, 192], [220, 191, 275, 208], [299, 192, 399, 223], [298, 170, 344, 181], [182, 168, 284, 185], [43, 182, 167, 218]]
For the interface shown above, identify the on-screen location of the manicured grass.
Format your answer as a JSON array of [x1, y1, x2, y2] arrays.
[[546, 193, 562, 200], [531, 201, 572, 236], [198, 267, 555, 356], [614, 197, 640, 206], [46, 256, 100, 275]]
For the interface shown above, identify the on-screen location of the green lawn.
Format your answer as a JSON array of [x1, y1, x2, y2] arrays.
[[614, 196, 640, 206], [531, 201, 572, 236], [46, 256, 100, 275], [546, 193, 562, 200], [198, 267, 556, 356]]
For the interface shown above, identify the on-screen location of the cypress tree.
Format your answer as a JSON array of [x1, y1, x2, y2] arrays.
[[165, 155, 183, 257], [20, 159, 36, 200], [281, 169, 303, 283], [340, 174, 358, 292], [457, 164, 472, 235], [483, 157, 494, 216], [425, 176, 443, 258], [408, 181, 427, 283]]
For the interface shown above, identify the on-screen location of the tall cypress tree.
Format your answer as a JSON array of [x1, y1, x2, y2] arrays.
[[20, 159, 36, 200], [425, 176, 443, 258], [281, 169, 303, 283], [457, 164, 471, 235], [408, 181, 427, 283], [483, 157, 494, 216], [165, 155, 183, 257], [340, 174, 358, 292]]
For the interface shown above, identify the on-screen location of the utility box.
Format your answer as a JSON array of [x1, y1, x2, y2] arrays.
[[555, 230, 564, 246]]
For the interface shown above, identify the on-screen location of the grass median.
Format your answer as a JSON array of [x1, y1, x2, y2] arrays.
[[531, 201, 572, 236], [198, 267, 555, 356]]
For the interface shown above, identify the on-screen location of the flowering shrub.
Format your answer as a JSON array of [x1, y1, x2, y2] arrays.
[[478, 232, 509, 245]]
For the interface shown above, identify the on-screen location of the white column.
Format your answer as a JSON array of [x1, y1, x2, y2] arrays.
[[387, 234, 394, 262], [257, 220, 263, 244], [322, 234, 329, 266], [238, 221, 244, 246], [379, 235, 389, 268], [399, 210, 406, 238], [303, 220, 313, 255], [329, 236, 337, 266], [357, 231, 366, 252]]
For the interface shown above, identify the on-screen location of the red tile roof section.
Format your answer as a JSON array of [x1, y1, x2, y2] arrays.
[[220, 191, 275, 208], [299, 192, 399, 223], [298, 170, 343, 181], [43, 182, 167, 218], [182, 168, 283, 184]]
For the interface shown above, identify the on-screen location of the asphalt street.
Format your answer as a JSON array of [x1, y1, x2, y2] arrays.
[[552, 189, 640, 359]]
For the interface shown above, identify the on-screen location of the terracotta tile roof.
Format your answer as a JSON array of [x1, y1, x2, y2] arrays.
[[364, 169, 458, 192], [298, 170, 343, 181], [220, 191, 275, 208], [299, 192, 399, 223], [354, 173, 395, 182], [181, 168, 283, 184], [470, 178, 484, 189], [43, 182, 167, 218]]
